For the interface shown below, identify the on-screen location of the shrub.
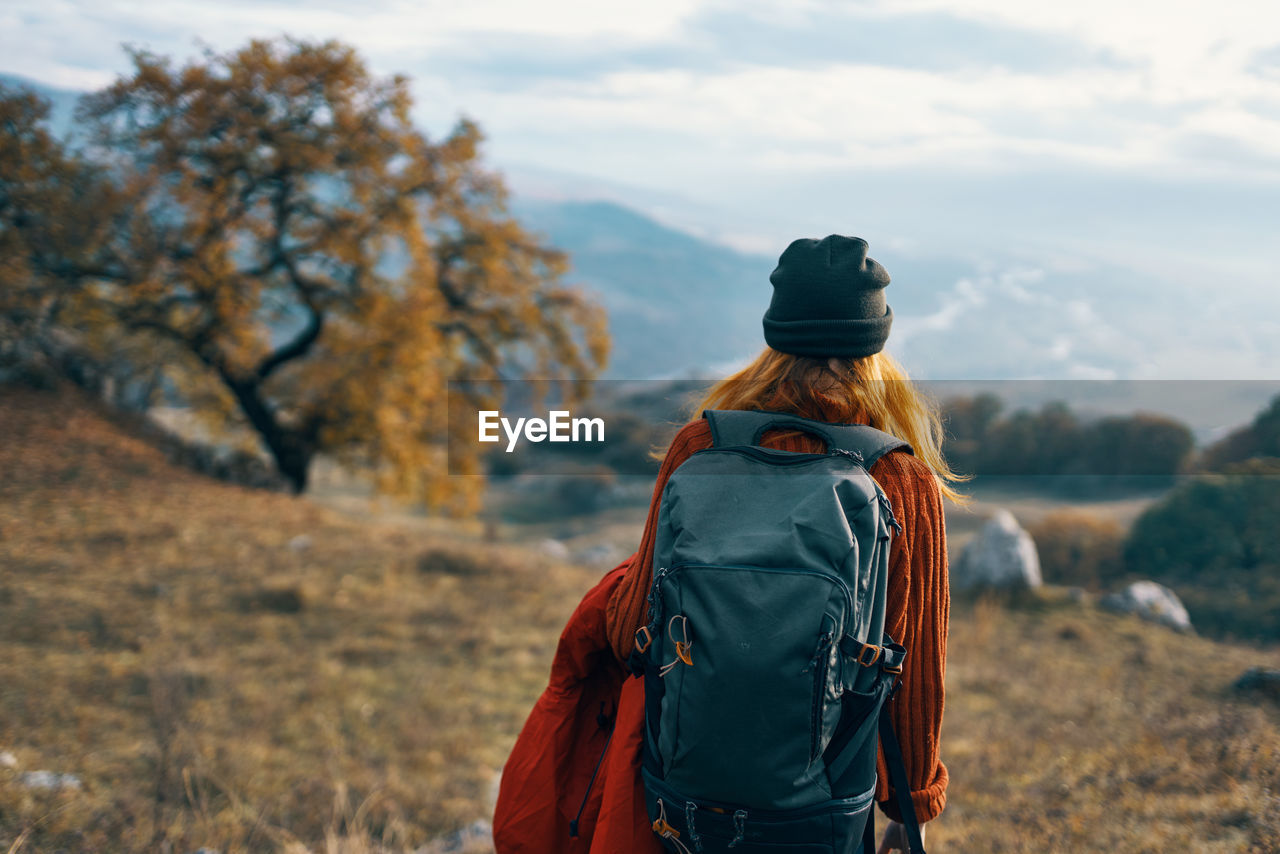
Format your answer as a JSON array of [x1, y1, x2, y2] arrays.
[[1027, 511, 1126, 591], [1199, 393, 1280, 470], [1078, 413, 1194, 477], [1124, 473, 1280, 641]]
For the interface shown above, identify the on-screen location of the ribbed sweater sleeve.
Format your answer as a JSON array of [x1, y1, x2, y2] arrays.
[[603, 419, 949, 822], [871, 451, 950, 823]]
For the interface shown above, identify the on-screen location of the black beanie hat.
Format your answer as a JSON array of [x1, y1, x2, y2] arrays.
[[761, 235, 893, 358]]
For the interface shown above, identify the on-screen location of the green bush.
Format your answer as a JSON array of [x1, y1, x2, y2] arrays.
[[942, 397, 1194, 479], [1124, 473, 1280, 641], [1199, 393, 1280, 470]]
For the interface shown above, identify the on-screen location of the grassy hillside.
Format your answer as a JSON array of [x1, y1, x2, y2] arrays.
[[0, 385, 600, 852], [1, 385, 1279, 852], [935, 592, 1279, 852]]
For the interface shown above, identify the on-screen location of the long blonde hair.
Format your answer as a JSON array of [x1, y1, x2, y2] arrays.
[[690, 347, 968, 503]]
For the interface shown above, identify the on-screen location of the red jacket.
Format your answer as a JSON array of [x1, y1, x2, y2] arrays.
[[493, 561, 661, 853]]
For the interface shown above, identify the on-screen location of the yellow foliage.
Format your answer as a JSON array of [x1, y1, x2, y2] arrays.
[[3, 38, 608, 504]]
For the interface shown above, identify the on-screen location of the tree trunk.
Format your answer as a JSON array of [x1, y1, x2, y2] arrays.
[[275, 440, 312, 495], [222, 375, 314, 494]]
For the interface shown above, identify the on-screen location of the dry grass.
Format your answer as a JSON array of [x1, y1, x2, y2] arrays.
[[0, 385, 598, 852], [933, 590, 1280, 853], [2, 385, 1279, 852]]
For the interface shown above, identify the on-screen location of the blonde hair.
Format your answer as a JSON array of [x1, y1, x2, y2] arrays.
[[690, 347, 968, 503]]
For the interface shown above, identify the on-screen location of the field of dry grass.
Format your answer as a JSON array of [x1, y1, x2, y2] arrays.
[[0, 385, 599, 852], [934, 590, 1280, 853], [2, 385, 1279, 852]]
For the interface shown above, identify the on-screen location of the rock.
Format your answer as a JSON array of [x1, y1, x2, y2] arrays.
[[952, 509, 1043, 591], [1232, 667, 1280, 701], [420, 818, 493, 853], [1101, 580, 1193, 633], [287, 534, 312, 552], [19, 770, 82, 790], [538, 538, 570, 561], [0, 750, 17, 769]]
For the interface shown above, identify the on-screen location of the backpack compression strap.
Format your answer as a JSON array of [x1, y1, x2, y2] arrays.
[[702, 409, 913, 469], [879, 689, 928, 854]]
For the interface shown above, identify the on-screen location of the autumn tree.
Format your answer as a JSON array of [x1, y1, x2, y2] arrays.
[[0, 84, 59, 362], [0, 84, 121, 390], [1079, 412, 1193, 477], [1199, 393, 1280, 470], [940, 392, 1002, 475], [5, 39, 608, 505]]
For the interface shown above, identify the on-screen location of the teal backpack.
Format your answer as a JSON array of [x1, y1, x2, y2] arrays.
[[629, 409, 927, 854]]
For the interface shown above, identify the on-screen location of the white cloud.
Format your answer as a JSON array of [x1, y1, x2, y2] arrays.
[[5, 0, 1280, 382], [1065, 362, 1118, 381], [872, 0, 1279, 70], [7, 0, 1280, 187], [0, 0, 702, 89], [1047, 335, 1072, 361], [892, 273, 993, 344]]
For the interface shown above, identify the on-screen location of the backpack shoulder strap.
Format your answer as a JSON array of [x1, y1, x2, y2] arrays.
[[701, 409, 913, 469]]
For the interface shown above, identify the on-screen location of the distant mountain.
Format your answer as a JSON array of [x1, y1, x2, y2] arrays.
[[0, 73, 81, 138], [512, 199, 772, 379], [511, 198, 994, 380], [512, 197, 1128, 381]]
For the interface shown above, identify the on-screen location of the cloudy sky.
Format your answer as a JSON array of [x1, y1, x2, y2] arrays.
[[4, 0, 1280, 382]]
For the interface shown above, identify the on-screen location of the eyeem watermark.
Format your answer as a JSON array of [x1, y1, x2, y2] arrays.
[[478, 410, 606, 453], [451, 378, 1280, 476]]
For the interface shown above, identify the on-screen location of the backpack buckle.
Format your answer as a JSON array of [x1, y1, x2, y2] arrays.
[[856, 643, 882, 667], [635, 625, 653, 655]]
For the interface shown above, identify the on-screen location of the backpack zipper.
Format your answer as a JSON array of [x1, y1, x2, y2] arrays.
[[877, 492, 903, 535], [646, 566, 670, 634], [642, 767, 877, 820], [692, 446, 869, 467], [809, 629, 835, 761], [657, 564, 855, 627], [828, 448, 865, 464]]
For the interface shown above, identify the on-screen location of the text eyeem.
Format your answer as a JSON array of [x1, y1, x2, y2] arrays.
[[478, 410, 606, 453]]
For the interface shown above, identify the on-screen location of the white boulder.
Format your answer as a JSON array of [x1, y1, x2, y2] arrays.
[[1101, 580, 1193, 633], [952, 509, 1043, 591]]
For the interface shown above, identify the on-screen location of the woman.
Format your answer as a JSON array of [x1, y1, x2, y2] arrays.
[[495, 235, 960, 854]]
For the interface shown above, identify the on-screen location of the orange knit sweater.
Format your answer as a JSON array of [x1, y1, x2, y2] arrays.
[[604, 418, 951, 822]]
